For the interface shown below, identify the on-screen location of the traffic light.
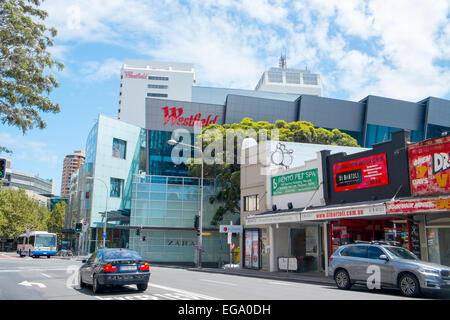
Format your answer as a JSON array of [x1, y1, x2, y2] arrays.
[[194, 215, 200, 230], [136, 228, 140, 236], [75, 223, 82, 232], [0, 158, 6, 179], [142, 235, 146, 241]]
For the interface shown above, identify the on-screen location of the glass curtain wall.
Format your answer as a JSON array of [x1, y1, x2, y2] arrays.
[[365, 124, 423, 148]]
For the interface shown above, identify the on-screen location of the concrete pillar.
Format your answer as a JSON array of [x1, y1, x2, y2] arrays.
[[323, 222, 328, 276], [269, 224, 276, 272]]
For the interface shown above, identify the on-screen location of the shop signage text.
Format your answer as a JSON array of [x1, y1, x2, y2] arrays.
[[301, 204, 387, 221], [386, 196, 450, 214], [333, 153, 389, 192], [124, 71, 148, 79], [408, 136, 450, 195], [162, 106, 219, 128], [272, 168, 319, 196]]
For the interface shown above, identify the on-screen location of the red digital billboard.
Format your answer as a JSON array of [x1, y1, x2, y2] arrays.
[[333, 153, 389, 192], [408, 136, 450, 196]]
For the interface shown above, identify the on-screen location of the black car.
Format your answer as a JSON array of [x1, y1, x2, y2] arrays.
[[79, 248, 151, 294]]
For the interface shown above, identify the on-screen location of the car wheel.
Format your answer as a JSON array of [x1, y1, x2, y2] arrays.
[[335, 269, 352, 290], [47, 256, 51, 259], [137, 283, 148, 292], [399, 274, 420, 297], [92, 275, 102, 294]]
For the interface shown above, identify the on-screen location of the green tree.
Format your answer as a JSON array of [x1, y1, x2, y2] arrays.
[[0, 188, 50, 238], [188, 118, 360, 225], [0, 0, 64, 153], [47, 201, 65, 242]]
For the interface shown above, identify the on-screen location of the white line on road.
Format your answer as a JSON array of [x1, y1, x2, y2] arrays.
[[0, 268, 67, 273], [268, 281, 292, 286], [41, 273, 52, 278], [199, 279, 237, 286], [150, 283, 221, 300]]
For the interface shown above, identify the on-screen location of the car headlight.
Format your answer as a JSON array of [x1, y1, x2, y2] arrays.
[[419, 268, 440, 275]]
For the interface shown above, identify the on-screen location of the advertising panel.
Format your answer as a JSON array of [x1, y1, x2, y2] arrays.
[[244, 229, 259, 269], [271, 168, 319, 196], [301, 203, 387, 221], [386, 195, 450, 214], [408, 136, 450, 196], [333, 153, 389, 192]]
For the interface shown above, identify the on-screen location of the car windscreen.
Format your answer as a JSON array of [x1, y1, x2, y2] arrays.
[[384, 246, 419, 260], [102, 250, 142, 262], [35, 235, 56, 247]]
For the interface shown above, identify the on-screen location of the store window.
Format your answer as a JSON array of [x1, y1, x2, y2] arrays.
[[243, 195, 259, 212], [427, 228, 450, 267], [112, 138, 127, 159], [244, 229, 259, 269], [110, 178, 124, 198]]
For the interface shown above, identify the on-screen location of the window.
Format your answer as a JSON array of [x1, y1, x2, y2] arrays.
[[148, 84, 168, 89], [110, 178, 124, 198], [147, 93, 168, 98], [112, 138, 126, 159], [368, 246, 385, 259], [148, 76, 169, 81], [244, 195, 259, 212], [341, 245, 368, 258]]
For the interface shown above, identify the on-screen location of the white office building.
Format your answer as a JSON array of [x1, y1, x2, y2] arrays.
[[118, 60, 196, 127], [255, 55, 322, 96]]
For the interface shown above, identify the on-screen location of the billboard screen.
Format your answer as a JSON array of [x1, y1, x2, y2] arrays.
[[333, 153, 389, 192], [408, 136, 450, 196]]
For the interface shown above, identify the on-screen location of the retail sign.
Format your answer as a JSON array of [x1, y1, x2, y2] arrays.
[[162, 106, 219, 128], [408, 136, 450, 196], [124, 71, 148, 79], [386, 195, 450, 214], [246, 212, 300, 225], [220, 225, 243, 233], [271, 168, 319, 196], [301, 203, 387, 221], [333, 153, 389, 192]]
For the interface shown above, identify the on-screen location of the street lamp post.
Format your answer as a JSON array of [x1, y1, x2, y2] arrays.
[[168, 138, 203, 268], [86, 177, 108, 249]]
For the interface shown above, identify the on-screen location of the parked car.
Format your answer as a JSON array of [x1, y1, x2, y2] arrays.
[[79, 248, 150, 294], [57, 249, 73, 257], [329, 241, 450, 297]]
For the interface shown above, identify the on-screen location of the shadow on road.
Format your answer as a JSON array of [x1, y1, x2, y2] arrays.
[[74, 284, 144, 297]]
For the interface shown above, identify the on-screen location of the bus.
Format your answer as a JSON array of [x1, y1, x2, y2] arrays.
[[16, 231, 57, 258]]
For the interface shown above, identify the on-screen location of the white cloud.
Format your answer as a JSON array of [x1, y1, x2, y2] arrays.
[[40, 0, 450, 101]]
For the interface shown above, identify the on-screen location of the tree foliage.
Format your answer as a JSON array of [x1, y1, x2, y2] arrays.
[[47, 201, 65, 241], [0, 0, 63, 153], [188, 118, 360, 225], [0, 187, 50, 238]]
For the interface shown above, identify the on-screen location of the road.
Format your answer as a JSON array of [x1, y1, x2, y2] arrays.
[[0, 253, 431, 300]]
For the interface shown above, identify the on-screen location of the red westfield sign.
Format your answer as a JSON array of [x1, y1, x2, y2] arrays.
[[162, 106, 218, 127], [408, 136, 450, 196], [124, 71, 148, 79]]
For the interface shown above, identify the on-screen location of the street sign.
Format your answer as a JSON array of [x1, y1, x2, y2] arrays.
[[220, 225, 243, 233], [227, 232, 232, 244], [82, 220, 88, 232], [102, 232, 107, 238], [230, 242, 235, 249], [26, 226, 30, 237]]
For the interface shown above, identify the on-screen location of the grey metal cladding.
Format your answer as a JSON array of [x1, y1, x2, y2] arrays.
[[425, 97, 450, 127], [224, 94, 297, 124], [298, 95, 365, 132], [145, 98, 225, 132], [365, 96, 425, 131]]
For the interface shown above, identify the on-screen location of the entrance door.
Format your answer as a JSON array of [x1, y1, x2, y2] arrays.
[[427, 228, 450, 267]]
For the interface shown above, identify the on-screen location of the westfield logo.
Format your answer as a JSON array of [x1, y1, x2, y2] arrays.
[[162, 106, 218, 127]]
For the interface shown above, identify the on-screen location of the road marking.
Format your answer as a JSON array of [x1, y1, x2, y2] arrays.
[[268, 281, 292, 286], [0, 268, 67, 273], [41, 273, 52, 278], [150, 283, 221, 300], [199, 279, 237, 286], [18, 281, 46, 288]]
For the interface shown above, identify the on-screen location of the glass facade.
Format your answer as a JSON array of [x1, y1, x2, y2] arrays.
[[129, 174, 237, 264], [426, 124, 450, 139], [365, 124, 423, 148]]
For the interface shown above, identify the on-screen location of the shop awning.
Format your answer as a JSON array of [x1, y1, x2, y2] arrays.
[[100, 209, 131, 223]]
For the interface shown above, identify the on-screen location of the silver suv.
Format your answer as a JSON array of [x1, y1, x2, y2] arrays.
[[329, 241, 450, 297]]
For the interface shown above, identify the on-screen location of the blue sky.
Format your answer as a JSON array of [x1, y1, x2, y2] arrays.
[[1, 0, 449, 196]]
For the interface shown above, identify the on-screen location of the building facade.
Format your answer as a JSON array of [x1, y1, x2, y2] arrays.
[[61, 150, 86, 197]]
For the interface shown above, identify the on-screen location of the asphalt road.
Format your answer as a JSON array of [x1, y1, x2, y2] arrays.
[[0, 253, 431, 300]]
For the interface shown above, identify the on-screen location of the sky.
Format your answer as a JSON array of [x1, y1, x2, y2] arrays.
[[1, 0, 449, 196]]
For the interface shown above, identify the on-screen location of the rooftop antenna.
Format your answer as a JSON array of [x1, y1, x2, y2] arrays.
[[279, 49, 287, 70]]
